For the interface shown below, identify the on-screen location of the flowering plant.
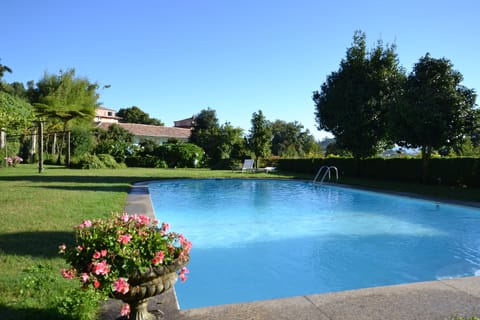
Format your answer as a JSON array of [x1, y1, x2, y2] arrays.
[[4, 155, 23, 167], [59, 213, 191, 316]]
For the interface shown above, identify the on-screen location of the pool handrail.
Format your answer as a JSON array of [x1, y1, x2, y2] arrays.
[[313, 165, 338, 184]]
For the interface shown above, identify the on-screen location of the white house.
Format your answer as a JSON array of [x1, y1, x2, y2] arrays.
[[95, 107, 192, 144]]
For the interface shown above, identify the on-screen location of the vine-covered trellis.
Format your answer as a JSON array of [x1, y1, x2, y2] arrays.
[[1, 122, 71, 172]]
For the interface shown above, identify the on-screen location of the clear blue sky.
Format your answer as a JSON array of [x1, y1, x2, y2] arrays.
[[3, 0, 479, 140]]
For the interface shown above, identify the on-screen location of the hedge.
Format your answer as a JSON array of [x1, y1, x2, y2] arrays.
[[278, 157, 480, 187]]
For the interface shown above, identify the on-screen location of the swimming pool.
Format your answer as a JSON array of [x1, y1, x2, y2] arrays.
[[149, 179, 480, 309]]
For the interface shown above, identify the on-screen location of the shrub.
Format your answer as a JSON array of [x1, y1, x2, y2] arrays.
[[97, 154, 125, 169], [161, 143, 204, 168], [71, 153, 106, 169], [71, 126, 96, 158], [55, 288, 101, 320]]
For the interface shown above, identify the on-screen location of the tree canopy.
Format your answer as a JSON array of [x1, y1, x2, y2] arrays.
[[30, 69, 99, 129], [0, 91, 34, 135], [247, 110, 272, 166], [313, 31, 405, 160], [27, 69, 100, 164], [0, 60, 35, 136], [271, 120, 321, 157], [117, 106, 164, 126], [189, 108, 246, 167], [389, 53, 477, 180]]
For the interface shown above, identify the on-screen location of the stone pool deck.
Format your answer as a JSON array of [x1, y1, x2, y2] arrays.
[[101, 181, 480, 320]]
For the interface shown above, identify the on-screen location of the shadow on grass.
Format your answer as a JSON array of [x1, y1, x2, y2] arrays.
[[0, 231, 74, 258], [0, 305, 69, 320], [0, 175, 143, 184], [31, 185, 133, 193], [0, 174, 153, 193]]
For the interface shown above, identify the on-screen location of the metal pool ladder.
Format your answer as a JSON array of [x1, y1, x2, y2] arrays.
[[313, 165, 338, 184]]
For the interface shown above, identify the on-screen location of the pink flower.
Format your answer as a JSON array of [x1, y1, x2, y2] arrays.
[[80, 273, 90, 283], [93, 260, 110, 275], [121, 214, 130, 222], [137, 215, 150, 225], [113, 278, 130, 294], [179, 267, 189, 283], [100, 249, 107, 257], [61, 268, 75, 280], [76, 245, 84, 252], [118, 234, 132, 245], [121, 303, 131, 317], [161, 222, 170, 232], [93, 251, 101, 259], [151, 251, 164, 265], [151, 256, 161, 265], [93, 280, 101, 289], [183, 240, 193, 253], [58, 243, 66, 253], [178, 234, 185, 245], [83, 220, 92, 227]]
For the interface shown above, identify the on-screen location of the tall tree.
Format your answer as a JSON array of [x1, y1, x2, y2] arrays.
[[117, 106, 164, 125], [313, 31, 405, 163], [189, 108, 246, 166], [389, 53, 478, 182], [30, 69, 100, 164], [217, 122, 248, 162], [271, 120, 321, 157], [189, 108, 220, 164], [247, 110, 272, 167]]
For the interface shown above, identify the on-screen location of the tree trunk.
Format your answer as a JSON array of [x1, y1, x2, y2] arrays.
[[30, 131, 36, 163], [0, 130, 4, 149], [57, 132, 64, 165], [38, 121, 44, 173], [66, 131, 71, 167], [52, 133, 57, 156]]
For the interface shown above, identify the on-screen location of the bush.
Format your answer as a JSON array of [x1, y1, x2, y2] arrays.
[[160, 143, 204, 168], [97, 154, 125, 169], [71, 126, 96, 158], [55, 288, 101, 320], [70, 153, 126, 169], [71, 153, 106, 169]]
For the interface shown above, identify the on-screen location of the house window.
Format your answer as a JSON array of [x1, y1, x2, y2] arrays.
[[107, 112, 113, 117]]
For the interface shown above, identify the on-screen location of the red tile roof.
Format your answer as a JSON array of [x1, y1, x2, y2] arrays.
[[97, 122, 191, 140]]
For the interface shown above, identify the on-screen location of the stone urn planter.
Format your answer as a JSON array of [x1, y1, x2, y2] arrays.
[[111, 258, 188, 320], [59, 213, 192, 320]]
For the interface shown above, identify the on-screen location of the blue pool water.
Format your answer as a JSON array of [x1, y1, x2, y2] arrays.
[[149, 179, 480, 309]]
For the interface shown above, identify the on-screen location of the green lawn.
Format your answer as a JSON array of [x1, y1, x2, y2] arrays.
[[0, 164, 478, 319]]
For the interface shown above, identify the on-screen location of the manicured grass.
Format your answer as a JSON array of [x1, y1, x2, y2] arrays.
[[0, 164, 478, 319]]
